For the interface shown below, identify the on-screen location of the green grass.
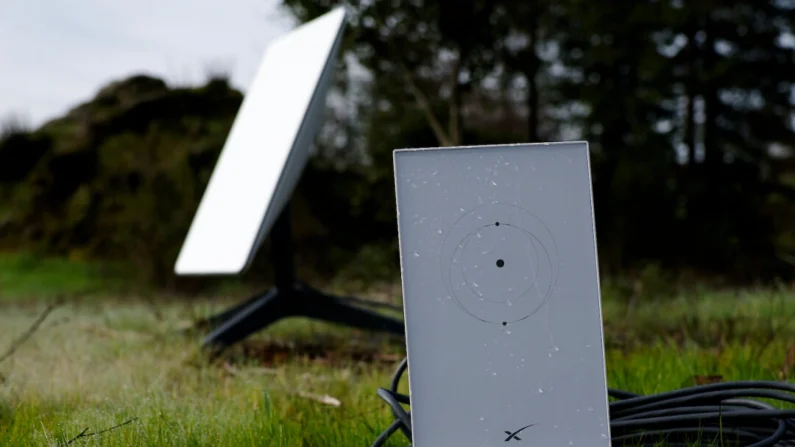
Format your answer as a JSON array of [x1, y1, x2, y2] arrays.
[[0, 252, 131, 301], [1, 253, 794, 445], [0, 300, 407, 446], [0, 289, 793, 446], [0, 251, 257, 302]]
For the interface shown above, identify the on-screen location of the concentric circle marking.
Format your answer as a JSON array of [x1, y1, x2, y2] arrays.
[[458, 223, 540, 304], [440, 203, 559, 325]]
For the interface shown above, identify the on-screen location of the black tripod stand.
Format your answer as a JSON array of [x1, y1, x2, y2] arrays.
[[201, 202, 405, 350]]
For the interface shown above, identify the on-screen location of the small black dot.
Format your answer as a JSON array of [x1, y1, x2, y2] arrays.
[[496, 259, 505, 268], [502, 321, 507, 326], [495, 222, 500, 226]]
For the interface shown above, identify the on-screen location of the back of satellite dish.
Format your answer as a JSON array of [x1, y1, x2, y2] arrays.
[[393, 142, 612, 446]]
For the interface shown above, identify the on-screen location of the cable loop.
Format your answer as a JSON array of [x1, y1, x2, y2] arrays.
[[371, 357, 795, 447]]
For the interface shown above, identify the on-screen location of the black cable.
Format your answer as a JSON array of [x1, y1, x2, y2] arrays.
[[371, 358, 795, 447]]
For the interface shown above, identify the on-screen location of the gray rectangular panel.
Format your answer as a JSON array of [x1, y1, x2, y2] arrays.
[[393, 142, 611, 447]]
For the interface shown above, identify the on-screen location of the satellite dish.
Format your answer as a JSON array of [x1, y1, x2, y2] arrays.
[[393, 142, 611, 446], [175, 7, 404, 349], [175, 6, 348, 275]]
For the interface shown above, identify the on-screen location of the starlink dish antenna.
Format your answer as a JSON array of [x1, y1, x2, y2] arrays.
[[393, 142, 611, 446], [176, 6, 404, 349]]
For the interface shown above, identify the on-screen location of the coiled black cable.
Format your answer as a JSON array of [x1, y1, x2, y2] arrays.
[[372, 358, 795, 447]]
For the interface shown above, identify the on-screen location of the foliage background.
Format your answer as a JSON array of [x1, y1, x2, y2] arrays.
[[1, 0, 794, 292]]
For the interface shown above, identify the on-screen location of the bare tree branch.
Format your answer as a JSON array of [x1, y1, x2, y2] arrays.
[[401, 67, 454, 146], [385, 37, 460, 147], [447, 55, 463, 146], [0, 298, 63, 366]]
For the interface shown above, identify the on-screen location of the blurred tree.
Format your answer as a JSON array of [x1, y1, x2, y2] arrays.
[[280, 0, 521, 275], [0, 76, 242, 286], [278, 0, 795, 282], [543, 0, 680, 273], [659, 1, 795, 278], [1, 0, 794, 289], [495, 0, 560, 142], [281, 0, 507, 148]]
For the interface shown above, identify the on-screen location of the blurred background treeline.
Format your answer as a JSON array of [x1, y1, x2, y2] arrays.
[[1, 0, 794, 295]]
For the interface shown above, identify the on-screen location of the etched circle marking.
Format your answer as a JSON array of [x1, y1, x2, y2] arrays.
[[440, 203, 559, 325], [459, 223, 540, 304]]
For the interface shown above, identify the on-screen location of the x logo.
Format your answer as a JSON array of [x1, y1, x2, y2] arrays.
[[504, 424, 536, 442]]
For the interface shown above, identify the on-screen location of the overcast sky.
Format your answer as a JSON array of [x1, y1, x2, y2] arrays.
[[0, 0, 296, 127]]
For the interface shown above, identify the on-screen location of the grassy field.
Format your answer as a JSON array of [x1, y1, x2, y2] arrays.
[[1, 253, 795, 446]]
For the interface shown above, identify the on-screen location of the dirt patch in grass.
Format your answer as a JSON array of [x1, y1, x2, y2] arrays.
[[221, 337, 406, 369]]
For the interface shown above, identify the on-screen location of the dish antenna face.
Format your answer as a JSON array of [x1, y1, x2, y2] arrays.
[[175, 7, 347, 275], [393, 142, 611, 447], [173, 7, 404, 350]]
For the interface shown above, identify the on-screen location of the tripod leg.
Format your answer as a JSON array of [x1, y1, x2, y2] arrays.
[[196, 292, 267, 330], [296, 288, 405, 335], [202, 288, 294, 349]]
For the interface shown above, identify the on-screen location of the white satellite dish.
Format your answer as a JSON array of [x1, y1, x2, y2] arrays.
[[393, 142, 611, 446], [173, 6, 404, 349], [175, 6, 348, 275]]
